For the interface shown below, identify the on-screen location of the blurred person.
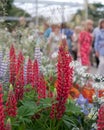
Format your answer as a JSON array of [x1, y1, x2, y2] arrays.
[[19, 17, 26, 27], [78, 19, 93, 67], [43, 22, 52, 39], [72, 26, 81, 60], [93, 19, 104, 67], [16, 17, 28, 44], [61, 23, 73, 53], [94, 19, 104, 76], [47, 24, 62, 59]]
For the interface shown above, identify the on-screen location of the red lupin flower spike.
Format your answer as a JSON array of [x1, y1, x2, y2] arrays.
[[50, 39, 73, 119], [9, 44, 16, 86], [26, 58, 33, 85], [5, 85, 17, 117], [97, 104, 104, 130], [0, 84, 5, 130], [15, 52, 24, 101], [37, 73, 46, 100]]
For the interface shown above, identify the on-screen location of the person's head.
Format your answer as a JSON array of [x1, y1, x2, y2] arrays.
[[53, 24, 60, 33], [19, 17, 26, 26], [99, 19, 104, 29], [74, 26, 81, 34], [84, 19, 93, 32], [61, 22, 67, 29]]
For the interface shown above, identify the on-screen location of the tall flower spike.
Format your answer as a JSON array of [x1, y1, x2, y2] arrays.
[[26, 58, 33, 85], [24, 63, 27, 85], [9, 44, 16, 86], [0, 84, 5, 130], [32, 60, 39, 88], [34, 44, 41, 70], [97, 104, 104, 130], [15, 52, 24, 101], [5, 85, 17, 117], [50, 39, 73, 119], [37, 73, 46, 100]]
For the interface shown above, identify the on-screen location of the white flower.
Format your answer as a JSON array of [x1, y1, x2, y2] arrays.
[[51, 52, 58, 58]]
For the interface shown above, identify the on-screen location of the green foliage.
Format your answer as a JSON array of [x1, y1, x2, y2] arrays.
[[71, 2, 104, 26], [0, 0, 30, 29], [0, 0, 13, 16], [88, 3, 104, 26], [3, 84, 96, 130], [66, 99, 81, 114], [4, 84, 82, 130]]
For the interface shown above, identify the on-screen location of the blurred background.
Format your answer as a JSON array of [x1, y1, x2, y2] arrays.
[[0, 0, 104, 29]]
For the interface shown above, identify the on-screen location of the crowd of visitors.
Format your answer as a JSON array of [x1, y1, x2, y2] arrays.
[[43, 19, 104, 76], [3, 16, 104, 76]]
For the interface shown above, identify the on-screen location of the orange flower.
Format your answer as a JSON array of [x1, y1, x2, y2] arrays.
[[82, 87, 95, 103], [70, 87, 80, 99]]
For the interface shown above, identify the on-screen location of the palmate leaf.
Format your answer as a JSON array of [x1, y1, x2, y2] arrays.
[[19, 98, 54, 117], [17, 106, 34, 125], [26, 122, 47, 130], [18, 106, 35, 117], [18, 100, 41, 116], [20, 101, 37, 110], [39, 98, 54, 108], [63, 120, 76, 129], [66, 99, 81, 114], [63, 115, 79, 129]]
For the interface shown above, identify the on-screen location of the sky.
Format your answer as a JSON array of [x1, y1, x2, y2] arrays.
[[14, 0, 104, 23]]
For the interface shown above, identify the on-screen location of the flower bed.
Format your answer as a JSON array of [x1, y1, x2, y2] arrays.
[[0, 40, 104, 130]]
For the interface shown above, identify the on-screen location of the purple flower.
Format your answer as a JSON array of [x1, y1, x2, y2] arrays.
[[77, 94, 88, 105], [76, 94, 93, 115]]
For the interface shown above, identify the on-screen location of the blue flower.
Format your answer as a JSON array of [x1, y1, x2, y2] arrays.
[[76, 94, 93, 115], [77, 94, 88, 105]]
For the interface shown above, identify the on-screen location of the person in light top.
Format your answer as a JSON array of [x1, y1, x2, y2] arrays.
[[94, 19, 104, 76], [72, 26, 81, 60], [47, 24, 62, 58]]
